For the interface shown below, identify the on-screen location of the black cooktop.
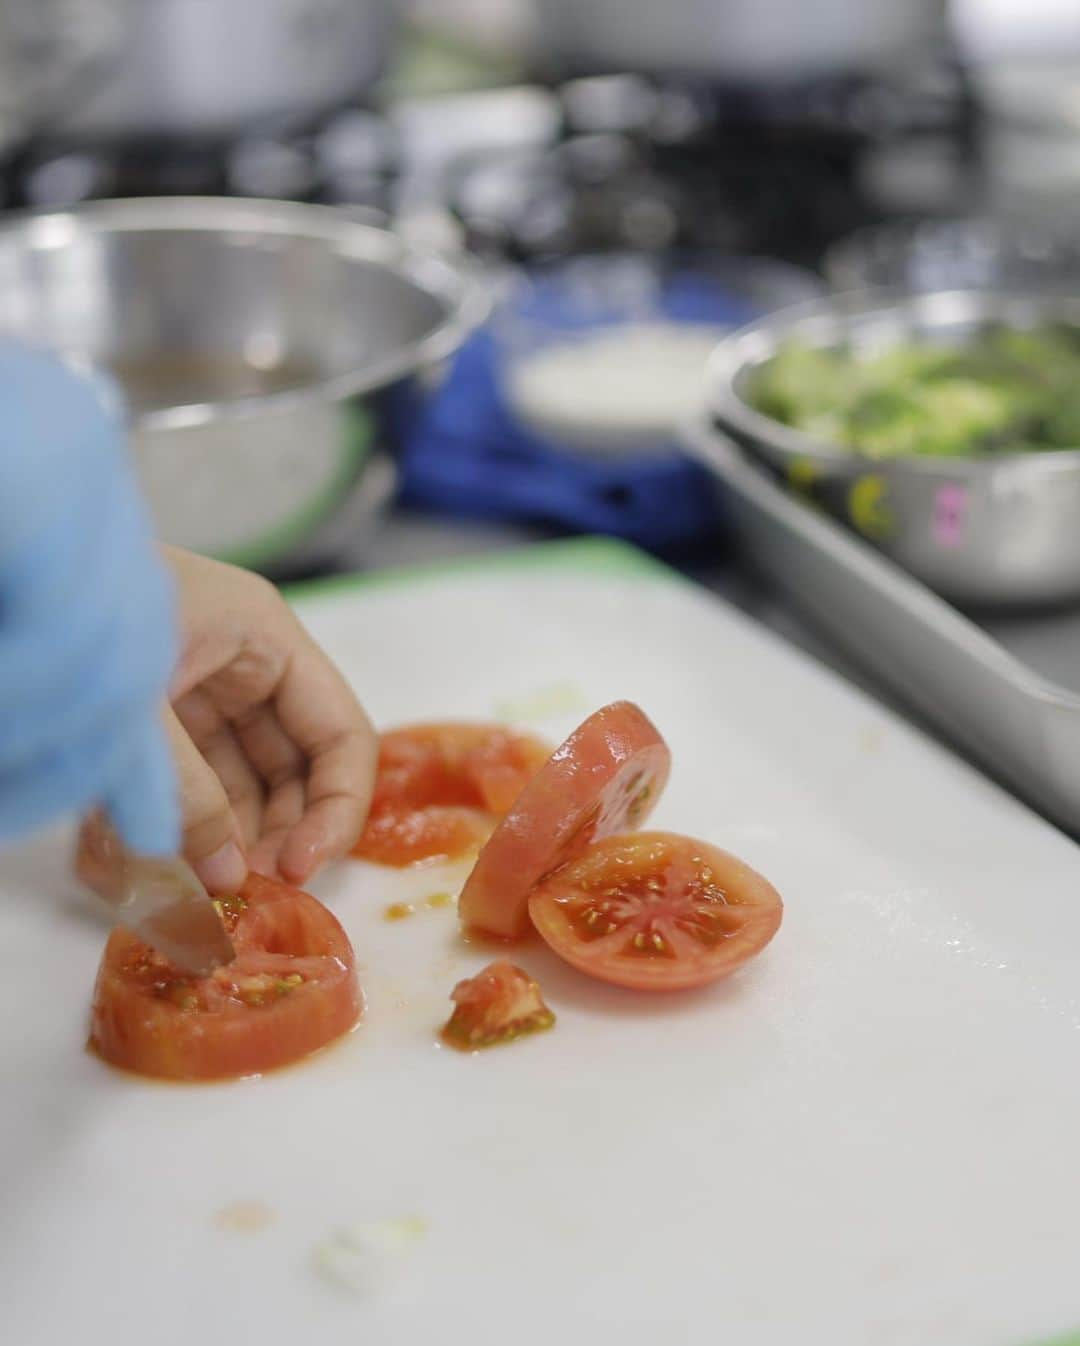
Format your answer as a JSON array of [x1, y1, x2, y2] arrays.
[[0, 64, 974, 270]]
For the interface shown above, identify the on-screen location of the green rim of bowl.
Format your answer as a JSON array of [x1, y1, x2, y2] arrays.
[[281, 534, 677, 604], [213, 403, 376, 572]]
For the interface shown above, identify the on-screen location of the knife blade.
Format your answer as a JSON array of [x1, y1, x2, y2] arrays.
[[115, 854, 236, 977], [81, 821, 235, 976]]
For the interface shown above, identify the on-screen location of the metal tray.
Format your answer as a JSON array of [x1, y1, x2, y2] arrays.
[[687, 420, 1080, 836]]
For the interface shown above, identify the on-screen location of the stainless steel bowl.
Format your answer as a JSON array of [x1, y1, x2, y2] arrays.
[[0, 197, 488, 573], [704, 289, 1080, 607]]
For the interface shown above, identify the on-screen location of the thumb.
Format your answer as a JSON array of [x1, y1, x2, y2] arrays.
[[164, 707, 248, 894]]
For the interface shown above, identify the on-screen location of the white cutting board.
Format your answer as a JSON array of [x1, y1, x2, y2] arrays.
[[2, 538, 1079, 1346]]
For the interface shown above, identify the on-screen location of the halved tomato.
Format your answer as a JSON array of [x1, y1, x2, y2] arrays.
[[528, 832, 783, 991], [458, 702, 671, 939], [441, 960, 554, 1050], [353, 723, 552, 867], [90, 873, 362, 1081]]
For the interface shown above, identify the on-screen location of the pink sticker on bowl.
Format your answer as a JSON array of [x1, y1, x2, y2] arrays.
[[933, 483, 968, 549]]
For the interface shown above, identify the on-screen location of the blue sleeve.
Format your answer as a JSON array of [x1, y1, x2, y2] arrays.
[[0, 342, 180, 854]]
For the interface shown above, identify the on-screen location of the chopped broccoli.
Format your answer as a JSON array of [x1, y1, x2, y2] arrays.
[[1041, 385, 1080, 449], [749, 322, 1080, 459], [749, 343, 856, 426]]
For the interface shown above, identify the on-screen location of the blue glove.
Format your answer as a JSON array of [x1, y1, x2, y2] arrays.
[[0, 342, 180, 855]]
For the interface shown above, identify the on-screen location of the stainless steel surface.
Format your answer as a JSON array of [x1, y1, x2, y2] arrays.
[[971, 57, 1080, 134], [531, 0, 946, 81], [0, 197, 488, 572], [687, 418, 1080, 836], [47, 0, 392, 140], [969, 59, 1080, 220], [0, 0, 130, 152], [824, 218, 1080, 294], [707, 288, 1080, 607]]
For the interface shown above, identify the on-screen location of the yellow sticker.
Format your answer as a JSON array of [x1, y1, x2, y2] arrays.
[[787, 457, 821, 497], [848, 474, 895, 540]]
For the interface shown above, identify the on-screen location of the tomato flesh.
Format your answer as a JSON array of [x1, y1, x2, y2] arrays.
[[458, 702, 671, 939], [353, 723, 551, 867], [441, 960, 554, 1050], [90, 873, 362, 1081], [528, 831, 783, 991], [358, 807, 494, 870]]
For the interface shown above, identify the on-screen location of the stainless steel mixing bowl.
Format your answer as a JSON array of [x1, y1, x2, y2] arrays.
[[705, 289, 1080, 608], [0, 197, 488, 573]]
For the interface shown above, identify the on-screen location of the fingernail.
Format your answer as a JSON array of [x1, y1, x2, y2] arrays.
[[194, 841, 247, 894]]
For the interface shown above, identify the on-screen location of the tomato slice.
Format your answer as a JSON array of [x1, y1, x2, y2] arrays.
[[458, 701, 671, 939], [90, 873, 362, 1081], [353, 723, 552, 867], [357, 808, 495, 870], [528, 832, 783, 991], [441, 960, 555, 1050]]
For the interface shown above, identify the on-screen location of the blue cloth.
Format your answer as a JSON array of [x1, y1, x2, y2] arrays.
[[396, 266, 757, 554], [0, 343, 179, 854], [397, 328, 722, 554]]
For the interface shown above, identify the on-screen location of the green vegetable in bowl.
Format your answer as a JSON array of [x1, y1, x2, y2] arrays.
[[749, 343, 853, 425], [852, 381, 1019, 458], [1042, 385, 1080, 448], [749, 322, 1080, 458]]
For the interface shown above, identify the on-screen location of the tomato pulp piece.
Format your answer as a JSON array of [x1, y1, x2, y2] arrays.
[[441, 960, 555, 1050], [90, 873, 362, 1081], [353, 723, 552, 867], [528, 831, 783, 991], [458, 701, 671, 939]]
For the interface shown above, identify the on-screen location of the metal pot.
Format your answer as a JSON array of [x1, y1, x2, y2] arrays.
[[0, 197, 488, 575], [706, 289, 1080, 608], [532, 0, 947, 84], [5, 0, 393, 143], [0, 0, 129, 154], [969, 58, 1080, 223]]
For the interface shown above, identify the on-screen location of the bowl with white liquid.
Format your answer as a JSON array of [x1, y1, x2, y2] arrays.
[[496, 251, 821, 459]]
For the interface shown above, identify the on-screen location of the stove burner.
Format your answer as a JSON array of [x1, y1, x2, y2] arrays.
[[1, 102, 399, 213]]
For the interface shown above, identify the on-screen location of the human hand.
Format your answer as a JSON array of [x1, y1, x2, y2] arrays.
[[0, 343, 178, 855], [78, 548, 376, 893]]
